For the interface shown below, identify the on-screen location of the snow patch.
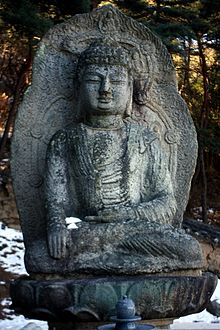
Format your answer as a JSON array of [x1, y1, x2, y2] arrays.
[[0, 316, 48, 330], [0, 222, 27, 275], [65, 217, 81, 229]]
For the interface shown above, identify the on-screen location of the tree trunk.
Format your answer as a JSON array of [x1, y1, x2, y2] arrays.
[[0, 45, 32, 160], [196, 34, 209, 223], [200, 147, 208, 223]]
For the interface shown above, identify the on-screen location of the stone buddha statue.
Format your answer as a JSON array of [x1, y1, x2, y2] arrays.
[[43, 40, 202, 274], [11, 6, 204, 275], [10, 7, 216, 324]]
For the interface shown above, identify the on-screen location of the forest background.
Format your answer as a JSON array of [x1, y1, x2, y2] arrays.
[[0, 0, 220, 224]]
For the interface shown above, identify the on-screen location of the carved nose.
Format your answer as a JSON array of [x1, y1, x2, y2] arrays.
[[100, 90, 111, 98], [99, 77, 111, 94]]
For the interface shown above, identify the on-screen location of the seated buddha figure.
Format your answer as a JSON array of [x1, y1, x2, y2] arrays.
[[44, 41, 202, 274]]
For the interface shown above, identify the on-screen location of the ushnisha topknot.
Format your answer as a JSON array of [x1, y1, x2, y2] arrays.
[[76, 39, 131, 80]]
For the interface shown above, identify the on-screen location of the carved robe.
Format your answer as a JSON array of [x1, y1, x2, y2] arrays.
[[45, 121, 176, 231]]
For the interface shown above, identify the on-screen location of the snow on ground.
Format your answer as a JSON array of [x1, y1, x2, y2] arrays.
[[0, 221, 220, 329], [0, 221, 47, 329], [0, 222, 27, 275], [0, 314, 48, 330]]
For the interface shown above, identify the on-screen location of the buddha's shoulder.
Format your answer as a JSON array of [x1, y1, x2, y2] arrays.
[[53, 123, 80, 137], [125, 120, 159, 140]]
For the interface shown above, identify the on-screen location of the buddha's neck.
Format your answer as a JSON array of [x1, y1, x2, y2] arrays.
[[85, 114, 124, 130]]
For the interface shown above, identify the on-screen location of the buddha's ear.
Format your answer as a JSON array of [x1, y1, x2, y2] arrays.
[[125, 82, 133, 117]]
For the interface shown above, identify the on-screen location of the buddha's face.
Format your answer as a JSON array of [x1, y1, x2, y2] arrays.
[[79, 64, 131, 116]]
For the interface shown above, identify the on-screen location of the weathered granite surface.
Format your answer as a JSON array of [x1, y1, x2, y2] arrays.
[[11, 5, 203, 275]]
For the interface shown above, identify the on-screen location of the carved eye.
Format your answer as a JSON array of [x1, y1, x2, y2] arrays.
[[84, 75, 101, 83], [111, 80, 126, 85], [86, 79, 100, 83]]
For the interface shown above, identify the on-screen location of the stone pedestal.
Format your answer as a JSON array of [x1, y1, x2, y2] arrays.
[[10, 272, 217, 328], [48, 321, 159, 330], [47, 319, 173, 330]]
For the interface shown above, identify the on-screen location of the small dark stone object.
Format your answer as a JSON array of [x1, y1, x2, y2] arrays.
[[115, 296, 137, 320], [97, 296, 156, 330]]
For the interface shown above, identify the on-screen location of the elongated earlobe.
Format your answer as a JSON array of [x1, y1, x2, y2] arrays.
[[125, 84, 133, 117]]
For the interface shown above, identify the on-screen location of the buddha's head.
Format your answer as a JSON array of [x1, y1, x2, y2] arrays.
[[77, 40, 133, 118]]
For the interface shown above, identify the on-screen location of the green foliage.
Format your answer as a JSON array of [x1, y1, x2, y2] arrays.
[[0, 0, 93, 97], [1, 0, 92, 38], [1, 0, 53, 38], [57, 0, 91, 16]]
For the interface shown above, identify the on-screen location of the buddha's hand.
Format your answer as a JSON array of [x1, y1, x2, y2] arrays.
[[84, 207, 135, 223], [47, 227, 68, 259]]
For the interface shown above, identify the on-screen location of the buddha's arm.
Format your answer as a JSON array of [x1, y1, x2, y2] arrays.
[[45, 130, 69, 258], [131, 171, 177, 224], [136, 136, 177, 224]]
